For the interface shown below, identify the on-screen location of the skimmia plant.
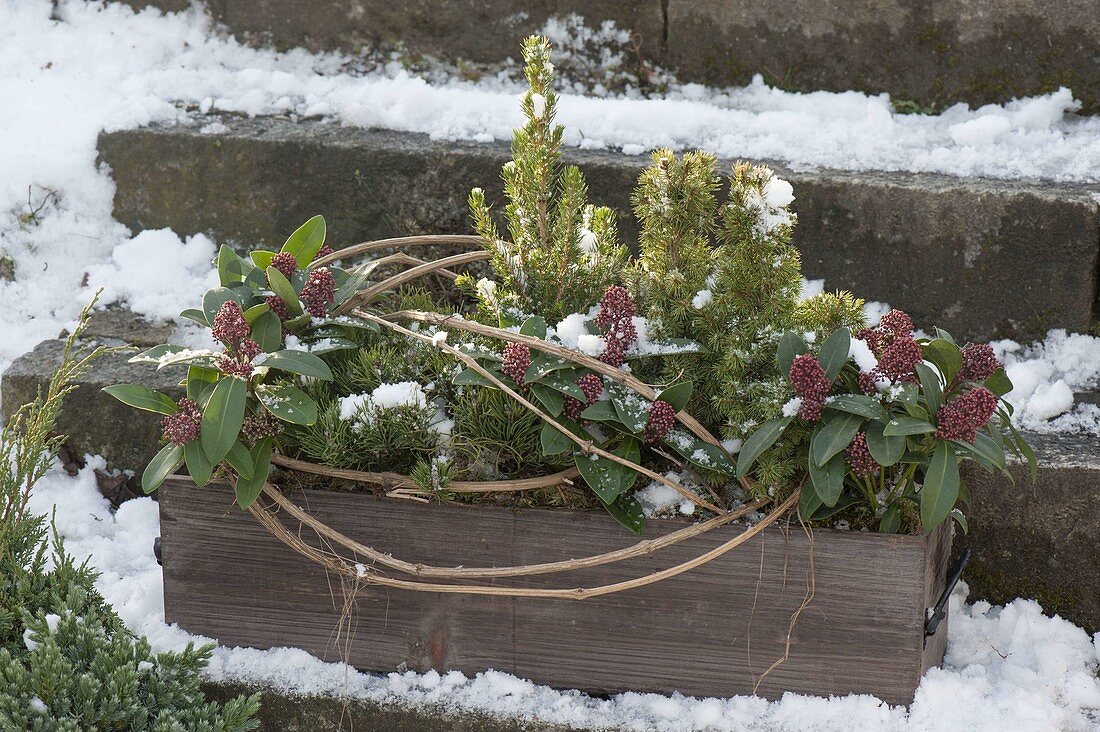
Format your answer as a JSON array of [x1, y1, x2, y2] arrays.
[[104, 216, 376, 509], [735, 312, 1036, 532]]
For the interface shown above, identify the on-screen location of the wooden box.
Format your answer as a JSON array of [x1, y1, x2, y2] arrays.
[[159, 476, 952, 705]]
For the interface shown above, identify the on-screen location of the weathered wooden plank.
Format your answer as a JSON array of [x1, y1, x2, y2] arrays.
[[160, 477, 949, 705]]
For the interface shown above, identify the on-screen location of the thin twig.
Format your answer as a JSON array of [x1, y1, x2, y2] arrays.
[[257, 481, 768, 579], [249, 490, 800, 599]]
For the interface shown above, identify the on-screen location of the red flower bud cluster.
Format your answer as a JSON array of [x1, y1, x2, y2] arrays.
[[845, 431, 878, 477], [856, 309, 920, 384], [565, 373, 604, 418], [501, 343, 532, 385], [218, 353, 255, 379], [858, 371, 879, 396], [271, 252, 299, 279], [300, 267, 336, 317], [242, 411, 282, 443], [596, 286, 638, 367], [877, 336, 922, 382], [959, 343, 1001, 381], [265, 294, 293, 322], [237, 338, 262, 363], [935, 387, 998, 443], [162, 398, 202, 445], [314, 244, 335, 261], [643, 400, 677, 444], [211, 300, 249, 347], [789, 354, 830, 420]]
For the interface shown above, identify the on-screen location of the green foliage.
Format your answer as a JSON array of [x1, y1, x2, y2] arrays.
[[468, 36, 626, 322], [0, 586, 260, 731], [1, 298, 259, 730], [104, 215, 383, 507], [738, 326, 1034, 533]]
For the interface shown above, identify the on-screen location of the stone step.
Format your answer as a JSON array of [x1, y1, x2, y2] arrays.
[[4, 333, 1098, 632], [97, 116, 1100, 342], [119, 0, 1100, 113]]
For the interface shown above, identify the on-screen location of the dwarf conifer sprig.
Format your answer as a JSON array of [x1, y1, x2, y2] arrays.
[[625, 149, 720, 342], [468, 36, 625, 321]]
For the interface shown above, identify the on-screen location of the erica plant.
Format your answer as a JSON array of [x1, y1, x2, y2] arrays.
[[736, 312, 1035, 533]]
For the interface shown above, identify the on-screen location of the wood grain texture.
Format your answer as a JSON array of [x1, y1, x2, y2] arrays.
[[160, 477, 951, 705]]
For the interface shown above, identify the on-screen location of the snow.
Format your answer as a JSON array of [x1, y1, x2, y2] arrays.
[[339, 381, 429, 420], [992, 330, 1100, 432], [553, 312, 607, 356], [848, 338, 878, 374], [0, 0, 1096, 436], [25, 457, 1100, 731], [692, 289, 713, 309], [781, 398, 803, 418]]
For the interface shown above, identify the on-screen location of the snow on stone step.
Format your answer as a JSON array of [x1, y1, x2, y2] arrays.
[[98, 116, 1100, 342], [118, 0, 1100, 114]]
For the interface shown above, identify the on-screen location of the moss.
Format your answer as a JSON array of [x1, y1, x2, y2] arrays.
[[963, 562, 1097, 634]]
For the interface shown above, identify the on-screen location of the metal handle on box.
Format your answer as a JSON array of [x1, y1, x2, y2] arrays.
[[924, 548, 971, 640]]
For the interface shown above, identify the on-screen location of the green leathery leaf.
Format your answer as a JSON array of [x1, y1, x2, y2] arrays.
[[818, 327, 851, 382], [882, 414, 936, 436], [531, 384, 564, 417], [142, 443, 183, 494], [920, 442, 960, 531], [234, 438, 273, 509], [225, 440, 255, 481], [579, 399, 618, 422], [879, 503, 902, 534], [607, 381, 648, 434], [250, 250, 277, 269], [250, 310, 283, 353], [179, 308, 208, 327], [202, 287, 243, 327], [656, 381, 692, 413], [102, 384, 178, 415], [777, 331, 809, 377], [184, 440, 213, 487], [281, 215, 327, 267], [200, 377, 247, 466], [258, 350, 333, 380], [540, 422, 573, 455], [922, 339, 963, 384], [808, 453, 846, 507], [824, 394, 889, 421], [602, 492, 645, 535], [519, 316, 547, 339], [915, 361, 943, 415], [735, 416, 793, 479], [185, 366, 220, 406], [217, 244, 244, 286], [266, 267, 303, 316], [865, 419, 905, 466], [575, 452, 625, 504], [810, 411, 863, 467], [255, 383, 318, 425], [984, 367, 1013, 396]]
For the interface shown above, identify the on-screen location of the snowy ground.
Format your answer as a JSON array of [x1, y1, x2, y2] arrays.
[[26, 457, 1100, 732], [4, 2, 1100, 728]]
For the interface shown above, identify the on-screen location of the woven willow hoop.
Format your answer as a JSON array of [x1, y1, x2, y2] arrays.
[[238, 233, 806, 594]]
